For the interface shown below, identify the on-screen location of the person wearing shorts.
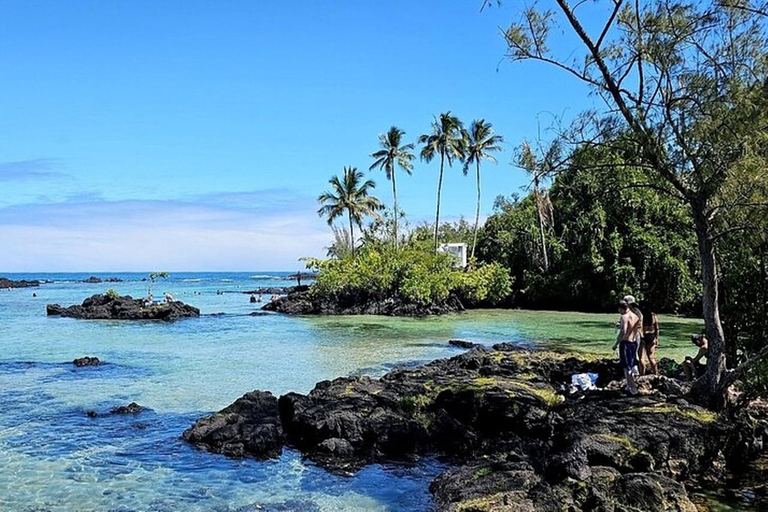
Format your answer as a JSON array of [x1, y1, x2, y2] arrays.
[[613, 300, 641, 395], [638, 300, 659, 375]]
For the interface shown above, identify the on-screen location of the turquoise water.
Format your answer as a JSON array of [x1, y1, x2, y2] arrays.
[[0, 272, 544, 512]]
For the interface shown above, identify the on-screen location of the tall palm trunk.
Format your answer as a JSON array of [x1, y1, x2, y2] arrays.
[[471, 159, 481, 260], [349, 211, 355, 257], [391, 166, 399, 251], [690, 197, 727, 408], [434, 151, 445, 252]]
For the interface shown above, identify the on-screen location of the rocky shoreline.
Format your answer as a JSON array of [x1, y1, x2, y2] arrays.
[[183, 345, 768, 511], [47, 294, 200, 321], [261, 289, 465, 316]]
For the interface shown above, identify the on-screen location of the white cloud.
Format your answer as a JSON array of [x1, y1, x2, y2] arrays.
[[0, 190, 331, 271]]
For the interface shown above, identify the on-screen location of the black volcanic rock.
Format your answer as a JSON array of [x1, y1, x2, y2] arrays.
[[262, 289, 464, 317], [183, 347, 768, 511], [243, 287, 294, 295], [46, 294, 199, 321], [82, 276, 122, 283], [183, 391, 284, 459], [0, 277, 40, 288], [73, 356, 101, 367], [111, 402, 145, 414], [449, 339, 483, 349]]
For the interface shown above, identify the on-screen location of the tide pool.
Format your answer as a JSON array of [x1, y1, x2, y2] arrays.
[[0, 272, 703, 511]]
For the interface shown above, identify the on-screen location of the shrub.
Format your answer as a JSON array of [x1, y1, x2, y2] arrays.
[[105, 288, 120, 300], [307, 248, 512, 308], [456, 262, 513, 306]]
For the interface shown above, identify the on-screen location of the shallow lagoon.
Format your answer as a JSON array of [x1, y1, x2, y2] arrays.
[[0, 273, 703, 511]]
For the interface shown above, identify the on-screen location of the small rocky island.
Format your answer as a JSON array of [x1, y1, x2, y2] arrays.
[[82, 276, 123, 283], [183, 346, 768, 511], [47, 294, 199, 321], [262, 289, 464, 316], [0, 276, 40, 288]]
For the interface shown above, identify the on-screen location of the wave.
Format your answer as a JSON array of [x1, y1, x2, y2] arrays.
[[182, 279, 202, 282], [250, 275, 282, 280]]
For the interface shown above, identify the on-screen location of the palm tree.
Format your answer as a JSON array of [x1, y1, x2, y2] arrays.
[[464, 119, 504, 260], [317, 166, 383, 256], [517, 140, 561, 271], [369, 126, 415, 250], [418, 112, 466, 251]]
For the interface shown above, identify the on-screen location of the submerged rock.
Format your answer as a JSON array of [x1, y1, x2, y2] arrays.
[[448, 339, 482, 349], [86, 402, 147, 417], [262, 289, 465, 317], [46, 294, 199, 321], [111, 402, 145, 414], [235, 499, 321, 512], [73, 356, 101, 367]]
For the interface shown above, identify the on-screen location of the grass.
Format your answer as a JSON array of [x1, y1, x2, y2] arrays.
[[594, 433, 640, 455], [456, 492, 515, 511], [504, 309, 704, 361], [627, 404, 718, 424]]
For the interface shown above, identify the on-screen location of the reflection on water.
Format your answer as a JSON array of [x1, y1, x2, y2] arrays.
[[0, 272, 707, 511]]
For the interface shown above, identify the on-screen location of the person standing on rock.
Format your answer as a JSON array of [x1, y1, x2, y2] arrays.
[[612, 300, 641, 395], [637, 300, 659, 375]]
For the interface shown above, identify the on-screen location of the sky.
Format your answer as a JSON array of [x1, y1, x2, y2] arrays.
[[0, 0, 596, 271]]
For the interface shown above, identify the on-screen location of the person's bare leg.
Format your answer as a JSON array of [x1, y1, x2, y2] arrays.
[[637, 342, 646, 375], [648, 342, 658, 375], [625, 368, 638, 395]]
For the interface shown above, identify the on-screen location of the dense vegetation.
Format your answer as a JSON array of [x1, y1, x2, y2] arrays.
[[304, 249, 511, 309], [306, 0, 768, 405]]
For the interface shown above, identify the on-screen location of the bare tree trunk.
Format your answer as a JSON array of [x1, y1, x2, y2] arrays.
[[392, 167, 398, 251], [471, 160, 481, 260], [534, 179, 549, 271], [691, 198, 728, 408], [434, 152, 445, 252]]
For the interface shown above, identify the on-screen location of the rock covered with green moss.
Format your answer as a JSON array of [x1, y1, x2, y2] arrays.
[[184, 346, 768, 510]]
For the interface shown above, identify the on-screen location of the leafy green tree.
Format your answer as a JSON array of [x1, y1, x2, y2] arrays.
[[464, 119, 504, 260], [408, 218, 476, 253], [370, 127, 415, 250], [419, 112, 466, 251], [478, 141, 699, 313], [498, 0, 768, 405], [317, 167, 383, 256]]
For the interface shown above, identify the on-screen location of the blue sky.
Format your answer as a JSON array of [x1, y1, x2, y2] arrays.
[[0, 1, 594, 271]]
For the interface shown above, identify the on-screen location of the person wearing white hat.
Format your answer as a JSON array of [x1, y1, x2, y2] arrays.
[[612, 299, 641, 395]]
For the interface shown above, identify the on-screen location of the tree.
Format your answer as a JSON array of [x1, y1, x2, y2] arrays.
[[497, 0, 768, 407], [369, 126, 415, 250], [516, 139, 560, 271], [464, 119, 504, 260], [317, 167, 383, 256], [419, 112, 466, 252], [147, 271, 169, 298]]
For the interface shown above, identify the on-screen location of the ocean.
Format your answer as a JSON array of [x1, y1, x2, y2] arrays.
[[0, 272, 541, 512]]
